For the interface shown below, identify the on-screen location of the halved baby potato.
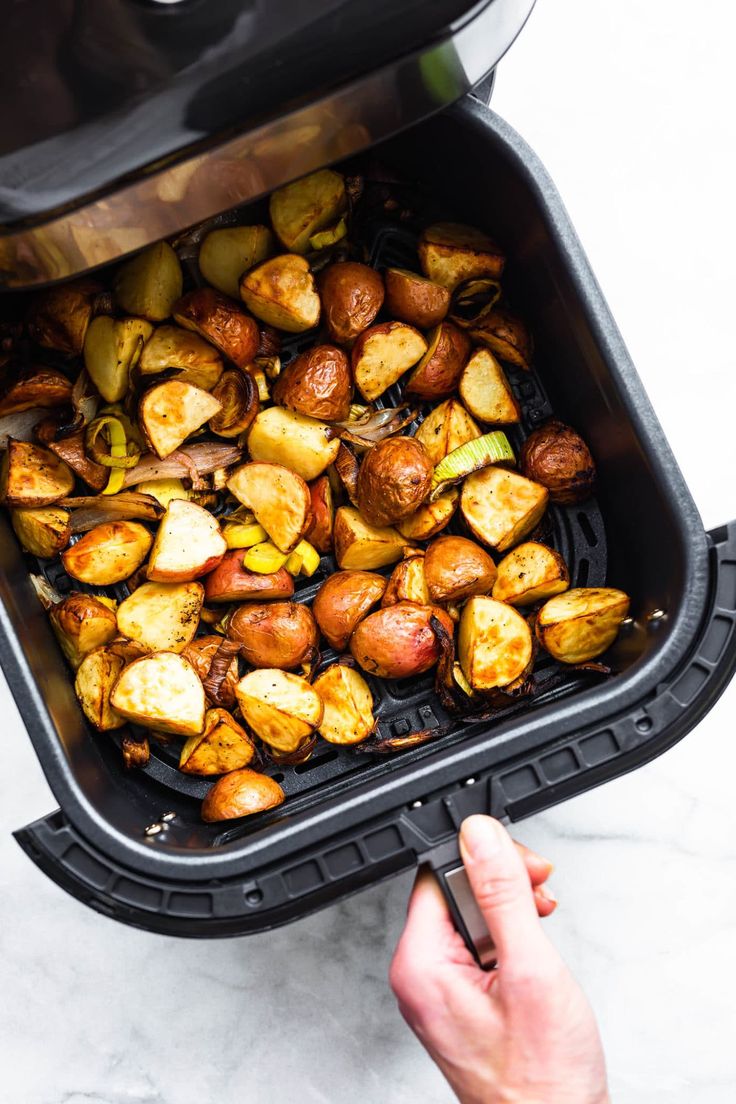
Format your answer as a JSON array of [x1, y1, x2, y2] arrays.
[[272, 344, 352, 422], [461, 467, 548, 553], [306, 475, 334, 554], [110, 650, 206, 736], [74, 647, 126, 731], [333, 506, 406, 570], [138, 325, 223, 391], [147, 498, 226, 582], [383, 268, 450, 329], [139, 380, 222, 459], [179, 707, 256, 775], [318, 261, 385, 344], [116, 580, 203, 653], [493, 541, 570, 607], [418, 222, 505, 290], [227, 461, 311, 553], [246, 406, 339, 481], [114, 241, 183, 322], [203, 550, 294, 603], [470, 304, 533, 370], [0, 365, 72, 416], [350, 602, 454, 680], [459, 348, 520, 424], [50, 593, 119, 670], [414, 399, 481, 466], [351, 321, 427, 402], [229, 600, 318, 670], [62, 521, 153, 585], [236, 668, 323, 754], [173, 289, 260, 369], [536, 587, 630, 663], [382, 553, 429, 607], [269, 168, 346, 253], [27, 279, 101, 355], [0, 440, 74, 507], [84, 316, 154, 402], [201, 768, 285, 822], [240, 254, 321, 332], [458, 596, 533, 691], [424, 535, 497, 604], [405, 321, 470, 400], [11, 505, 71, 558], [313, 664, 375, 746], [198, 225, 274, 298], [312, 569, 387, 651], [48, 431, 107, 493], [396, 489, 459, 541]]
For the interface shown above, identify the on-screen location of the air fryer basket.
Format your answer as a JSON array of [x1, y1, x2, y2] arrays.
[[8, 97, 736, 936]]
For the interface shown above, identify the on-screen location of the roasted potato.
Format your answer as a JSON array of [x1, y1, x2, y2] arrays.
[[383, 268, 450, 329], [62, 521, 153, 584], [11, 505, 71, 558], [355, 437, 433, 527], [418, 222, 505, 290], [272, 345, 352, 422], [227, 461, 311, 553], [138, 325, 223, 391], [405, 322, 470, 400], [236, 668, 323, 754], [74, 647, 126, 731], [536, 587, 630, 663], [240, 254, 321, 332], [469, 304, 533, 370], [139, 380, 222, 459], [396, 490, 458, 541], [114, 241, 183, 322], [198, 226, 274, 298], [147, 498, 226, 582], [182, 635, 240, 708], [47, 431, 107, 493], [414, 399, 481, 465], [520, 420, 596, 505], [382, 553, 429, 607], [84, 316, 154, 402], [493, 541, 570, 606], [351, 321, 427, 402], [269, 168, 346, 253], [110, 650, 206, 736], [228, 601, 318, 669], [460, 467, 549, 553], [350, 602, 454, 680], [201, 768, 285, 822], [333, 506, 406, 570], [459, 348, 520, 424], [0, 366, 72, 416], [180, 708, 256, 775], [116, 580, 203, 653], [247, 406, 339, 481], [173, 288, 260, 369], [134, 478, 189, 509], [312, 569, 387, 650], [209, 368, 260, 438], [318, 261, 384, 344], [424, 535, 497, 604], [0, 440, 74, 507], [458, 596, 533, 691], [27, 279, 101, 355], [50, 593, 118, 670], [314, 664, 374, 745], [203, 550, 294, 604], [306, 475, 334, 554]]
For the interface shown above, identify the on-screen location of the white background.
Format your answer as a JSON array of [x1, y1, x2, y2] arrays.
[[1, 2, 735, 1102]]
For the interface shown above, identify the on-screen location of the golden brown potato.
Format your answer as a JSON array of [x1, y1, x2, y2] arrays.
[[470, 304, 533, 370], [182, 636, 240, 708], [198, 225, 274, 298], [269, 168, 346, 253], [313, 664, 374, 745], [396, 490, 458, 541], [306, 475, 334, 554], [333, 506, 407, 571], [312, 569, 386, 650], [84, 316, 154, 402], [536, 587, 630, 663], [460, 467, 549, 553], [405, 322, 470, 400], [0, 440, 74, 507], [355, 437, 433, 527], [50, 593, 118, 670], [458, 596, 533, 691], [0, 366, 72, 416], [240, 254, 321, 332], [138, 325, 223, 391], [116, 580, 203, 653], [147, 498, 226, 582], [47, 431, 107, 493], [272, 345, 352, 422], [201, 768, 285, 822], [382, 553, 429, 607], [209, 368, 260, 438], [383, 268, 450, 329], [173, 288, 260, 369], [11, 505, 71, 558], [247, 406, 339, 481], [228, 601, 318, 669], [318, 261, 384, 344], [114, 242, 183, 322], [351, 321, 427, 402], [203, 550, 294, 604], [180, 708, 256, 775], [62, 521, 153, 584], [520, 420, 596, 505], [350, 602, 454, 679], [236, 668, 323, 754], [418, 222, 505, 290], [27, 279, 101, 355], [227, 461, 311, 553], [74, 647, 126, 731], [493, 542, 570, 606], [414, 399, 481, 465], [459, 348, 520, 424], [110, 651, 206, 736], [139, 380, 222, 459], [424, 535, 497, 604]]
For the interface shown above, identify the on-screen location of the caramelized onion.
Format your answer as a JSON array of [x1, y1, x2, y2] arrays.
[[61, 492, 164, 532], [201, 637, 242, 706], [121, 442, 243, 487], [209, 369, 259, 438]]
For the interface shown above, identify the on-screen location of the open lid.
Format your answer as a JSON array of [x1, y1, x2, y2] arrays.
[[0, 0, 535, 288]]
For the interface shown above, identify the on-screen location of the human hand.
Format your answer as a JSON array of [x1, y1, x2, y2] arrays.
[[390, 815, 610, 1104]]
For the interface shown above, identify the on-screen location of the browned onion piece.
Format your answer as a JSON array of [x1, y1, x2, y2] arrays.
[[201, 637, 242, 706], [356, 723, 451, 754], [55, 369, 98, 437], [267, 735, 317, 766], [61, 491, 164, 532], [0, 408, 49, 447], [430, 614, 462, 714], [30, 574, 63, 609], [330, 405, 418, 451], [334, 442, 360, 504], [121, 733, 150, 769], [121, 442, 243, 486], [209, 369, 259, 438]]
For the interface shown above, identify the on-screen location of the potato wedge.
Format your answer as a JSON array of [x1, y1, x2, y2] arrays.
[[469, 304, 533, 370], [240, 254, 320, 332], [459, 348, 520, 424], [116, 580, 203, 653], [203, 550, 294, 603], [27, 279, 101, 355], [198, 226, 274, 298], [0, 440, 74, 507], [396, 490, 458, 541], [269, 168, 346, 253], [461, 467, 548, 553], [382, 553, 429, 607], [272, 344, 352, 422], [84, 316, 154, 402], [182, 636, 240, 708], [383, 268, 450, 329], [180, 708, 256, 775], [350, 602, 454, 679], [351, 321, 427, 402], [228, 601, 318, 669], [173, 289, 260, 369], [138, 325, 223, 391], [114, 241, 183, 322], [306, 475, 334, 554], [493, 541, 570, 606], [247, 406, 339, 481], [11, 505, 71, 558], [110, 651, 205, 736], [227, 461, 311, 554], [236, 668, 323, 754], [48, 431, 107, 493], [458, 596, 533, 691], [424, 535, 497, 604], [61, 521, 152, 585], [418, 222, 505, 290], [536, 587, 630, 663], [405, 322, 470, 400], [333, 506, 406, 570], [0, 366, 72, 416], [356, 437, 433, 527], [318, 261, 384, 344], [50, 593, 118, 670], [147, 498, 226, 582], [74, 647, 126, 731], [139, 380, 222, 459], [314, 664, 374, 745], [312, 569, 386, 650], [415, 399, 481, 466], [201, 768, 285, 822]]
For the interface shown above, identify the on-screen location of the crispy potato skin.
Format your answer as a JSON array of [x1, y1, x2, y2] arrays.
[[0, 366, 72, 416], [240, 254, 321, 333], [110, 651, 206, 736], [47, 431, 107, 492], [11, 505, 71, 558], [312, 570, 386, 650], [27, 279, 101, 355], [351, 321, 427, 402], [0, 440, 74, 507], [62, 521, 153, 585], [350, 602, 454, 679], [306, 475, 334, 554], [414, 399, 481, 466], [74, 647, 126, 731], [356, 437, 433, 528], [202, 768, 285, 822], [458, 596, 533, 691], [183, 636, 240, 708], [382, 554, 429, 607], [314, 664, 374, 745], [405, 322, 470, 400], [493, 541, 570, 606], [383, 268, 450, 329], [424, 535, 497, 604], [203, 550, 294, 604], [272, 344, 352, 421], [520, 420, 596, 505], [50, 593, 118, 670], [318, 262, 385, 344], [228, 601, 318, 669], [536, 587, 630, 663], [180, 708, 255, 775], [173, 288, 260, 369]]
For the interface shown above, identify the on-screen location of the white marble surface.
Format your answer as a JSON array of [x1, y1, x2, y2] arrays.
[[2, 2, 736, 1102]]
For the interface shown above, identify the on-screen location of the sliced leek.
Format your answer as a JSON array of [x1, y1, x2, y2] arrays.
[[243, 541, 289, 574], [223, 522, 268, 550], [430, 431, 515, 500]]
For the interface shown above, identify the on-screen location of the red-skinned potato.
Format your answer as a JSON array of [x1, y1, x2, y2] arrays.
[[27, 279, 102, 355], [272, 344, 352, 422], [147, 498, 227, 582], [383, 268, 450, 329], [228, 601, 318, 669], [351, 321, 427, 401], [202, 768, 285, 822], [318, 262, 384, 344], [183, 635, 240, 708], [520, 419, 596, 505], [203, 550, 294, 604], [350, 602, 454, 679], [312, 569, 387, 651], [356, 437, 433, 528], [62, 521, 153, 585], [0, 440, 74, 507], [405, 321, 471, 400], [180, 708, 256, 775], [306, 475, 334, 554], [396, 490, 458, 541], [424, 535, 497, 604], [50, 593, 118, 670], [173, 288, 260, 369], [47, 431, 107, 492]]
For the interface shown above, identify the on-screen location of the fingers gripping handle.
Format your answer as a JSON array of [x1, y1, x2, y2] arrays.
[[424, 840, 497, 969]]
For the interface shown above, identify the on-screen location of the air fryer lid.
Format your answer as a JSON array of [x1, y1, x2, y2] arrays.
[[0, 0, 536, 288]]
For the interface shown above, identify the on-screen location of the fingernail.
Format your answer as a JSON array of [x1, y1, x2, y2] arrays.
[[459, 815, 504, 861], [535, 883, 557, 905]]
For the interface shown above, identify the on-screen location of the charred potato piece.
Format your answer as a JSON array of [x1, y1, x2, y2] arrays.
[[180, 708, 256, 775], [318, 261, 384, 344], [459, 348, 520, 425], [114, 242, 183, 322], [461, 467, 549, 553], [27, 279, 101, 355], [272, 344, 352, 422], [147, 498, 226, 582], [356, 437, 433, 527], [62, 521, 153, 585], [48, 431, 107, 493], [50, 593, 118, 670], [138, 325, 223, 391], [236, 668, 323, 754], [418, 222, 505, 290], [11, 505, 70, 558], [202, 768, 285, 822], [351, 321, 427, 402], [520, 420, 596, 505], [424, 535, 497, 604], [84, 316, 154, 402], [314, 664, 374, 745], [0, 440, 74, 507], [405, 322, 470, 400], [228, 601, 318, 669], [198, 225, 275, 298], [247, 406, 339, 481], [110, 651, 206, 736], [240, 254, 321, 333], [74, 647, 126, 731], [227, 461, 311, 554], [173, 288, 260, 369], [458, 596, 533, 691], [382, 553, 429, 607], [469, 304, 533, 370], [269, 168, 346, 253], [333, 506, 406, 571], [0, 366, 72, 416], [312, 569, 386, 650], [383, 268, 450, 329], [493, 541, 570, 606], [350, 602, 454, 680], [414, 399, 481, 466], [139, 380, 222, 459], [183, 636, 240, 708], [396, 490, 458, 541], [203, 550, 294, 604], [209, 368, 259, 438], [306, 475, 334, 554], [536, 587, 630, 663], [116, 580, 203, 653]]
